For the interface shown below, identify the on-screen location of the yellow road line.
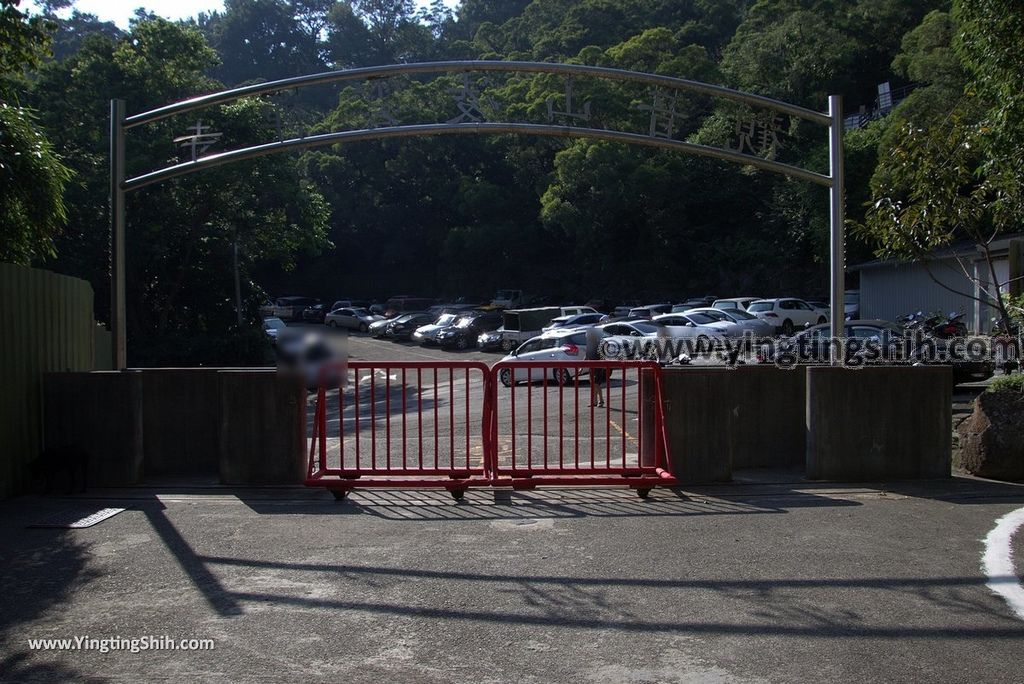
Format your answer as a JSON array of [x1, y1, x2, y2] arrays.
[[608, 418, 637, 443]]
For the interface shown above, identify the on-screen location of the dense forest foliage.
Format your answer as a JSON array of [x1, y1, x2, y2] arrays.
[[4, 0, 1021, 362]]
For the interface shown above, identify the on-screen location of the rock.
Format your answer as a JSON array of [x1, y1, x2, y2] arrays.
[[956, 391, 1024, 481]]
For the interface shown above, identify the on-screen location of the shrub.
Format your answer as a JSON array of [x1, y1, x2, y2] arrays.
[[988, 374, 1024, 394]]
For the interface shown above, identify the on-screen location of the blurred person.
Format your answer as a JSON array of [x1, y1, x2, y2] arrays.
[[586, 327, 607, 407]]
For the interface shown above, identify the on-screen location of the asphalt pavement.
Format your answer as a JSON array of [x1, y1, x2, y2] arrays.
[[1, 480, 1022, 683]]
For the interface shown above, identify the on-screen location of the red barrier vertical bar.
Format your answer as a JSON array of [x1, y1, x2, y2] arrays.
[[558, 374, 564, 469], [433, 367, 439, 470], [417, 368, 423, 470], [655, 366, 663, 466], [401, 368, 407, 469], [621, 365, 628, 469], [574, 369, 580, 469], [542, 371, 549, 470], [449, 368, 456, 469], [510, 367, 516, 469], [338, 371, 345, 470], [527, 367, 533, 469], [386, 370, 391, 470], [637, 366, 644, 470], [370, 370, 377, 470], [655, 366, 670, 471], [589, 365, 595, 469], [317, 384, 327, 472], [598, 362, 606, 471], [353, 368, 361, 470], [465, 369, 470, 468]]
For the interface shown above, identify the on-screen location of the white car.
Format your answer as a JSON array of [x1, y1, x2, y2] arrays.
[[654, 312, 737, 338], [497, 329, 590, 387], [712, 297, 761, 311], [681, 307, 775, 337], [324, 307, 383, 332], [595, 320, 675, 360], [649, 314, 733, 342], [747, 298, 828, 336], [542, 312, 605, 332]]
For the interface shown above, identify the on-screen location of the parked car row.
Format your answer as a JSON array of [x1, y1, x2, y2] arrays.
[[756, 320, 994, 382]]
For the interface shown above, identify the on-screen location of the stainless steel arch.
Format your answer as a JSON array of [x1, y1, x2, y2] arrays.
[[109, 61, 846, 369], [124, 122, 831, 191], [123, 60, 832, 129]]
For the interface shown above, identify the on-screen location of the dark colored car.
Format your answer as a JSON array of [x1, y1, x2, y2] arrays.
[[627, 304, 673, 319], [302, 303, 328, 323], [437, 312, 503, 350], [386, 312, 436, 341], [477, 327, 506, 352]]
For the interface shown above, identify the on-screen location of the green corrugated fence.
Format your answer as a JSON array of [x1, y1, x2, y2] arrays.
[[0, 263, 100, 498]]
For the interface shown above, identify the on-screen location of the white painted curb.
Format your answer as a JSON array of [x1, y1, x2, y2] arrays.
[[982, 506, 1024, 621]]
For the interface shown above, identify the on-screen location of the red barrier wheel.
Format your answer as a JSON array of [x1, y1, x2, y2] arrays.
[[451, 489, 466, 501], [331, 489, 350, 500], [636, 488, 651, 499]]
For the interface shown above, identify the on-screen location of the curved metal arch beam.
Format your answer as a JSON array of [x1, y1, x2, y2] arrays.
[[122, 122, 833, 192], [123, 60, 831, 130]]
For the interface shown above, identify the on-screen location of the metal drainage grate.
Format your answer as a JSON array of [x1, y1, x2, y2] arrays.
[[28, 507, 127, 529]]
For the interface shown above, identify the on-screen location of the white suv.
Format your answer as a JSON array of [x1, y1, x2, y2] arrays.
[[497, 330, 589, 387], [747, 298, 828, 336]]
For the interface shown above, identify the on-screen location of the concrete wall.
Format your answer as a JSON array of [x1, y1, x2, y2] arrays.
[[43, 372, 144, 487], [41, 369, 306, 487], [659, 365, 806, 483], [806, 366, 952, 481]]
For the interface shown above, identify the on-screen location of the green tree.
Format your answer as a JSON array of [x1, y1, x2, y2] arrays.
[[858, 0, 1024, 332], [0, 0, 72, 264], [201, 0, 323, 86], [30, 18, 330, 364]]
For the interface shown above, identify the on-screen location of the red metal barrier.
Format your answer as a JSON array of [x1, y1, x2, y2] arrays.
[[489, 360, 675, 496], [307, 359, 676, 500], [306, 361, 493, 500]]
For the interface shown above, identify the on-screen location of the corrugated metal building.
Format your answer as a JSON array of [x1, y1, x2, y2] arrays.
[[851, 234, 1023, 333], [0, 263, 107, 498]]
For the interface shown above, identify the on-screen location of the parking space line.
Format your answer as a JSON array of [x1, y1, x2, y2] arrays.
[[608, 418, 636, 443]]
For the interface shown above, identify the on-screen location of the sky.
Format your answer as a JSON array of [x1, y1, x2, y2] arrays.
[[29, 0, 460, 29]]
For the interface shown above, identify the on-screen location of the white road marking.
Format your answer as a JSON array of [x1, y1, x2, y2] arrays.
[[982, 506, 1024, 621]]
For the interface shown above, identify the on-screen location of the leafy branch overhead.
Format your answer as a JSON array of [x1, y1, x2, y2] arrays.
[[857, 2, 1024, 331]]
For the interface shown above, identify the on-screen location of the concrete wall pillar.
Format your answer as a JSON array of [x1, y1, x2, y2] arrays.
[[806, 366, 952, 481], [218, 370, 307, 485], [658, 366, 807, 483]]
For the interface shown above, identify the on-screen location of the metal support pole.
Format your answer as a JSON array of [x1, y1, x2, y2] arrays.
[[233, 236, 243, 326], [827, 94, 846, 363], [110, 99, 127, 369]]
